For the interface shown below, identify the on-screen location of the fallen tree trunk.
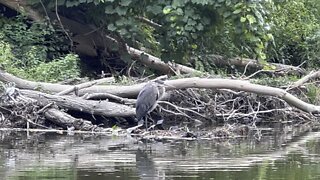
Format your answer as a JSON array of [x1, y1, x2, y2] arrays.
[[291, 70, 320, 89], [126, 45, 201, 75], [44, 108, 104, 131], [20, 90, 135, 117], [2, 69, 320, 114], [164, 78, 320, 114], [207, 54, 306, 76]]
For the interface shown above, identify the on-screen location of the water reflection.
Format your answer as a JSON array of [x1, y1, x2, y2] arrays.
[[0, 129, 320, 180]]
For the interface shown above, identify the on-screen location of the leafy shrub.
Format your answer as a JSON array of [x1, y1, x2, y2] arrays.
[[267, 0, 320, 67], [0, 15, 80, 82]]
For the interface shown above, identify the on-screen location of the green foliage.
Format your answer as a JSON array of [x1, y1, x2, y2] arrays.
[[0, 15, 80, 82], [267, 0, 320, 67], [28, 0, 275, 65], [252, 75, 299, 87], [306, 84, 320, 104], [26, 0, 320, 73], [29, 54, 80, 82]]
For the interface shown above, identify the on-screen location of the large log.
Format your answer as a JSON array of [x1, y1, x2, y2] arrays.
[[44, 108, 103, 131], [207, 54, 305, 75], [164, 78, 320, 114], [20, 90, 135, 117]]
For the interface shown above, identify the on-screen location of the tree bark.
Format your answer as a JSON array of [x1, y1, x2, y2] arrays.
[[0, 0, 43, 21], [20, 90, 135, 117], [164, 78, 320, 114], [44, 108, 103, 131], [207, 54, 305, 75], [127, 45, 201, 75]]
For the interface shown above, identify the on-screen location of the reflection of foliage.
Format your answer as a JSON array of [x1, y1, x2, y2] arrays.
[[0, 16, 80, 82], [9, 166, 75, 180]]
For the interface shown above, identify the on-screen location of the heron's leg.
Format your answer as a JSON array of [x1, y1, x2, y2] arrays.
[[145, 116, 148, 130]]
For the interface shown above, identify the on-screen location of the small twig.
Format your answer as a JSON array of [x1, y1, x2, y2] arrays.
[[55, 0, 73, 46], [158, 107, 191, 119], [241, 61, 252, 78], [159, 101, 208, 119], [244, 69, 271, 80], [37, 102, 54, 114], [82, 92, 136, 104], [252, 102, 261, 122], [135, 16, 162, 28], [39, 0, 50, 19], [56, 77, 114, 96]]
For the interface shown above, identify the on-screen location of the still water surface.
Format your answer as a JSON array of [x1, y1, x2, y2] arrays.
[[0, 129, 320, 180]]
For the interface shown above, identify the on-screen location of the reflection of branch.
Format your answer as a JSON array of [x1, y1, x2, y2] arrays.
[[216, 108, 290, 118]]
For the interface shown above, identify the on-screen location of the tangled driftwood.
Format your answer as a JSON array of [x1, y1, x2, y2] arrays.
[[0, 69, 319, 137]]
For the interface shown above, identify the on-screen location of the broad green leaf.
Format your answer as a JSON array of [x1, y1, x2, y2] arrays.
[[172, 0, 184, 8], [119, 28, 128, 35], [246, 14, 256, 24], [266, 33, 274, 41], [120, 0, 131, 6], [185, 25, 193, 31], [187, 19, 197, 26], [115, 19, 125, 26], [223, 11, 231, 18], [235, 2, 243, 8], [176, 8, 183, 15], [115, 6, 128, 15], [233, 9, 242, 14], [196, 23, 204, 31], [65, 1, 79, 7], [107, 24, 117, 31], [225, 0, 231, 6], [146, 5, 162, 15], [170, 16, 177, 21], [259, 52, 266, 60], [163, 6, 172, 14], [105, 5, 115, 14], [240, 17, 246, 22]]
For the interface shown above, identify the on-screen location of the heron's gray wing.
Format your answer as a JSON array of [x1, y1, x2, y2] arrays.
[[136, 84, 158, 121]]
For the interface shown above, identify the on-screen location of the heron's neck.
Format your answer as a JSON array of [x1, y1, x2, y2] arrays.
[[157, 86, 165, 100]]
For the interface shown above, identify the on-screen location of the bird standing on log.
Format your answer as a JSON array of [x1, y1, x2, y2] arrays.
[[135, 78, 168, 129]]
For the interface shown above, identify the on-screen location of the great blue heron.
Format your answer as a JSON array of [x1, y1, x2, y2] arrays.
[[136, 79, 168, 129]]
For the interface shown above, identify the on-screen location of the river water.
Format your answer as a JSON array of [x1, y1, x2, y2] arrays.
[[0, 128, 320, 180]]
